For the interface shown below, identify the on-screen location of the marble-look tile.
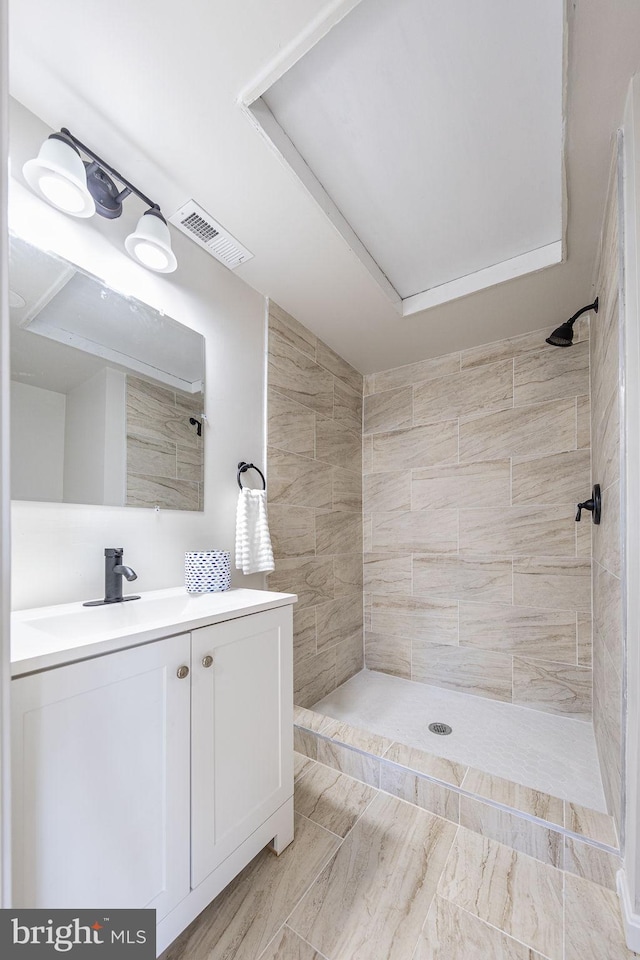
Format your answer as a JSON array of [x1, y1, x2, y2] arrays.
[[461, 768, 564, 825], [372, 352, 460, 392], [380, 765, 459, 822], [460, 328, 551, 369], [372, 422, 458, 472], [294, 752, 316, 782], [333, 380, 362, 432], [364, 386, 412, 435], [577, 616, 593, 666], [371, 594, 458, 645], [294, 763, 375, 838], [513, 558, 591, 612], [326, 720, 394, 757], [513, 340, 590, 406], [269, 504, 316, 559], [438, 827, 563, 960], [316, 597, 362, 652], [565, 873, 638, 960], [459, 507, 576, 557], [383, 742, 467, 787], [294, 706, 338, 736], [127, 383, 199, 450], [412, 641, 512, 702], [362, 435, 373, 474], [512, 449, 591, 506], [176, 443, 203, 484], [364, 471, 411, 512], [315, 511, 362, 556], [577, 394, 591, 448], [294, 649, 337, 708], [459, 796, 562, 866], [576, 513, 592, 558], [257, 926, 325, 960], [268, 388, 316, 459], [372, 510, 458, 554], [564, 837, 621, 890], [333, 555, 363, 598], [269, 301, 317, 359], [336, 633, 364, 686], [412, 459, 510, 510], [314, 738, 380, 788], [512, 657, 592, 719], [459, 398, 576, 462], [414, 895, 546, 960], [267, 448, 332, 509], [365, 631, 411, 679], [332, 467, 361, 513], [294, 727, 323, 761], [593, 561, 622, 670], [268, 557, 334, 609], [315, 338, 362, 394], [593, 479, 621, 578], [413, 555, 513, 603], [127, 375, 176, 406], [293, 607, 317, 667], [364, 554, 412, 595], [160, 813, 339, 960], [564, 802, 618, 846], [316, 417, 361, 473], [127, 434, 176, 478], [592, 385, 620, 495], [289, 793, 456, 960], [414, 360, 513, 424], [127, 474, 199, 511], [459, 602, 576, 663], [268, 332, 333, 417], [363, 373, 376, 396]]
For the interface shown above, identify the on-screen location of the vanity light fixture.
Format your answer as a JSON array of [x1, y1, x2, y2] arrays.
[[22, 128, 177, 273]]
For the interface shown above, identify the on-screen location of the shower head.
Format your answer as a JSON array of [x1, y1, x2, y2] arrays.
[[546, 298, 599, 347]]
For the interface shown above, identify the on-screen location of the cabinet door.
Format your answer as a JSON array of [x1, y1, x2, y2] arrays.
[[12, 635, 191, 921], [191, 607, 293, 887]]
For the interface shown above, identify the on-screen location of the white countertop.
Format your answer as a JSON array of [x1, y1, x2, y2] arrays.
[[11, 586, 297, 676]]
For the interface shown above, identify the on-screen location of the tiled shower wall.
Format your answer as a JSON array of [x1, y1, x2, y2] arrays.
[[265, 302, 364, 708], [363, 325, 593, 719], [591, 156, 624, 832]]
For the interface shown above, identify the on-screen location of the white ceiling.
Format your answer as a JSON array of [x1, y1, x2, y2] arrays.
[[8, 0, 640, 372]]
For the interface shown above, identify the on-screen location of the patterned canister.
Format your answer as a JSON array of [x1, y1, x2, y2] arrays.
[[185, 550, 231, 593]]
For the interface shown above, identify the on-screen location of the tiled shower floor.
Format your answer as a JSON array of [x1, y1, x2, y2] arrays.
[[313, 669, 607, 811]]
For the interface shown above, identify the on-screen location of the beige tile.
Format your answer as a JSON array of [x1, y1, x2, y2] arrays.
[[314, 739, 380, 787], [414, 360, 513, 425], [257, 926, 325, 960], [577, 616, 592, 666], [593, 561, 622, 670], [412, 641, 513, 702], [333, 380, 362, 432], [372, 421, 458, 472], [592, 386, 620, 495], [316, 597, 362, 652], [438, 827, 563, 960], [460, 506, 576, 557], [268, 332, 333, 417], [513, 340, 590, 406], [332, 467, 361, 512], [384, 743, 467, 787], [461, 769, 564, 825], [325, 720, 393, 757], [316, 511, 362, 556], [576, 513, 592, 558], [512, 449, 591, 506], [268, 448, 332, 509], [372, 510, 458, 554], [565, 873, 638, 960], [512, 657, 592, 719], [268, 557, 333, 609], [577, 395, 591, 448], [316, 417, 361, 473], [373, 352, 460, 392], [294, 726, 323, 761], [289, 793, 456, 960], [513, 557, 591, 612], [362, 435, 373, 474], [414, 895, 546, 960], [269, 505, 316, 559], [160, 813, 339, 960], [336, 633, 364, 685], [127, 434, 176, 478], [294, 648, 337, 708], [333, 555, 363, 598], [127, 375, 176, 406], [269, 300, 317, 359], [564, 836, 621, 890], [460, 327, 551, 369], [365, 631, 411, 679], [127, 474, 199, 511], [293, 706, 337, 735], [459, 796, 562, 866], [315, 338, 362, 394], [459, 398, 576, 462], [564, 802, 618, 846], [176, 443, 203, 484], [364, 471, 411, 512], [412, 459, 510, 509], [364, 553, 412, 595], [294, 763, 375, 838], [363, 373, 376, 396], [460, 602, 576, 663], [293, 607, 317, 667], [268, 388, 316, 459], [380, 765, 459, 822], [371, 594, 458, 645], [413, 555, 513, 603], [364, 386, 412, 434], [294, 752, 316, 782], [593, 479, 621, 578]]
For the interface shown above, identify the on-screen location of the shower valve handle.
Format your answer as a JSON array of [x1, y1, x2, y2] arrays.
[[575, 484, 602, 524]]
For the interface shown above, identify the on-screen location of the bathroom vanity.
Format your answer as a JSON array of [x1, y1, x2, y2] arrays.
[[10, 587, 296, 954]]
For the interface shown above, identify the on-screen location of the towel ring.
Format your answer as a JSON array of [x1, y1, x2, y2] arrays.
[[237, 461, 266, 490]]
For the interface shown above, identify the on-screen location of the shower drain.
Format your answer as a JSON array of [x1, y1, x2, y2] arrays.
[[428, 722, 452, 736]]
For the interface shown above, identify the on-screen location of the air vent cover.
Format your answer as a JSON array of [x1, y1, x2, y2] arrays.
[[168, 200, 253, 270]]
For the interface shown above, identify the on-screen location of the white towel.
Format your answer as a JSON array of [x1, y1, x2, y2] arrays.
[[235, 488, 275, 575]]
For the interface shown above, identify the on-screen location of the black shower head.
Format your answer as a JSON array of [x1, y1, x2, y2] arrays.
[[546, 298, 599, 347]]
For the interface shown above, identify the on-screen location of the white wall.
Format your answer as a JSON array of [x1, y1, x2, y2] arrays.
[[9, 100, 267, 610], [10, 381, 65, 501]]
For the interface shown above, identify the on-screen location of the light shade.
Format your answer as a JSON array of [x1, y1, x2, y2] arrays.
[[125, 209, 177, 273], [23, 135, 96, 218]]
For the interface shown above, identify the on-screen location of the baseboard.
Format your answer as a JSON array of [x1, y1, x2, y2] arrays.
[[617, 870, 640, 952]]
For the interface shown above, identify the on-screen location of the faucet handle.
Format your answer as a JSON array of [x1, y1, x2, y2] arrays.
[[105, 547, 124, 558]]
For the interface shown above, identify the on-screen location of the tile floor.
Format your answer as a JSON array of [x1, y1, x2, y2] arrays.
[[161, 754, 637, 960], [313, 670, 606, 809]]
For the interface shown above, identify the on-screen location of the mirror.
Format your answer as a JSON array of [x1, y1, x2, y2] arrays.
[[9, 235, 205, 511]]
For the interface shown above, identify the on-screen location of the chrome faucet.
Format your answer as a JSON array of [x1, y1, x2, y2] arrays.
[[83, 548, 140, 606]]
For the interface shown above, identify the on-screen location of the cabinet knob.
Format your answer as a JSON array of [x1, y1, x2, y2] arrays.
[[177, 665, 190, 679], [202, 655, 214, 669]]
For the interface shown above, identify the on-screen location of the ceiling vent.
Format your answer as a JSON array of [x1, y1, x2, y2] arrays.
[[168, 200, 253, 270]]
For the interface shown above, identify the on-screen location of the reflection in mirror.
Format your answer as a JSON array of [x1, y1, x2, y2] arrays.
[[9, 235, 205, 511]]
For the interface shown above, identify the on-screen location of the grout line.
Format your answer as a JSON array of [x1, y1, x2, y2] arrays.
[[286, 926, 332, 960], [437, 893, 557, 960]]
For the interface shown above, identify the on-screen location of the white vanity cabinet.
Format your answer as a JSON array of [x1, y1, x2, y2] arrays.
[[11, 597, 294, 955]]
